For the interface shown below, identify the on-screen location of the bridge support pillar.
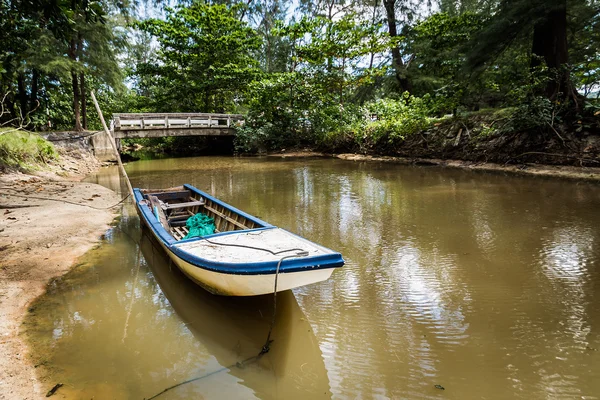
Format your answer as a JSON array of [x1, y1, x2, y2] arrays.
[[91, 130, 117, 162]]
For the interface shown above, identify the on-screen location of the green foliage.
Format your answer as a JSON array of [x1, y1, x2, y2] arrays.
[[411, 12, 485, 80], [358, 94, 433, 143], [407, 12, 503, 113], [4, 0, 600, 157], [0, 128, 58, 169], [238, 84, 435, 153], [1, 0, 128, 131], [235, 12, 398, 153], [509, 96, 554, 131], [234, 123, 273, 153], [234, 72, 312, 152], [134, 2, 261, 113], [502, 65, 573, 132], [570, 4, 600, 98]]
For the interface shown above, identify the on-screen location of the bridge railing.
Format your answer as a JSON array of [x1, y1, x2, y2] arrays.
[[113, 113, 244, 131]]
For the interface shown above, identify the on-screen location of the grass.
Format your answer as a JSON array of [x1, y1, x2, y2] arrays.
[[0, 128, 58, 170]]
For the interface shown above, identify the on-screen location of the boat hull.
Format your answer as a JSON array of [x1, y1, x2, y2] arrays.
[[146, 229, 334, 296], [173, 249, 334, 296]]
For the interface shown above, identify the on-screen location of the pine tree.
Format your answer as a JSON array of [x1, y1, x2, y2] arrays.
[[467, 0, 598, 106]]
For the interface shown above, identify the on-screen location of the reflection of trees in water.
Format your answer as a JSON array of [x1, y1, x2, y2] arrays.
[[507, 224, 597, 397], [288, 162, 600, 398]]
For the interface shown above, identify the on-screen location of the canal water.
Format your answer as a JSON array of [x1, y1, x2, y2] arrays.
[[24, 157, 600, 399]]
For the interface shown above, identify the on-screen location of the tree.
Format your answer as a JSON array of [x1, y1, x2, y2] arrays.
[[250, 0, 291, 73], [383, 0, 411, 93], [62, 0, 125, 131], [569, 2, 600, 97], [467, 0, 599, 106], [0, 0, 49, 121], [135, 2, 262, 112], [438, 0, 497, 16], [1, 0, 125, 131], [529, 0, 570, 100]]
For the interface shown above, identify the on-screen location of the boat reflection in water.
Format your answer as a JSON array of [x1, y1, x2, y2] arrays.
[[139, 227, 332, 399]]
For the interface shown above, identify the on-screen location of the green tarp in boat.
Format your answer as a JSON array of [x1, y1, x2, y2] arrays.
[[183, 213, 216, 239]]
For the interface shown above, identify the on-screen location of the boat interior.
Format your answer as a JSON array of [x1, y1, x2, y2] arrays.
[[139, 187, 263, 241]]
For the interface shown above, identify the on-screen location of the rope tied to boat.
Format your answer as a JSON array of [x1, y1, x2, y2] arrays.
[[260, 251, 309, 355], [199, 236, 306, 256], [122, 246, 143, 343]]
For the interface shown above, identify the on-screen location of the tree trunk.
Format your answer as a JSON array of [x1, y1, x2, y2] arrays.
[[340, 57, 345, 106], [17, 73, 28, 118], [30, 69, 38, 112], [325, 0, 335, 72], [69, 37, 82, 131], [71, 71, 82, 131], [368, 0, 379, 70], [265, 11, 272, 73], [239, 0, 253, 21], [80, 73, 87, 130], [530, 0, 571, 100], [383, 0, 411, 93]]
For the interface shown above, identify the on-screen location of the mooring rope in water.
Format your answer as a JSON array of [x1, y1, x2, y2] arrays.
[[122, 246, 143, 343], [144, 354, 261, 400], [143, 250, 308, 400], [260, 252, 308, 354]]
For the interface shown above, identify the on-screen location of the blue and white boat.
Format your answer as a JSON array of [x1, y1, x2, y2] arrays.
[[134, 184, 344, 296]]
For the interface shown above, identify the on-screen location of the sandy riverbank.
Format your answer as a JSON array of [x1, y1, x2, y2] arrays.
[[267, 151, 600, 182], [0, 150, 121, 399]]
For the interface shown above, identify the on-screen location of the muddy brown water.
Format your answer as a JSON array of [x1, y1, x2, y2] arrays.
[[24, 156, 600, 399]]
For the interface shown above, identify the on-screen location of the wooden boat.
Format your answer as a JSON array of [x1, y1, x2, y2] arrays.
[[134, 184, 344, 296]]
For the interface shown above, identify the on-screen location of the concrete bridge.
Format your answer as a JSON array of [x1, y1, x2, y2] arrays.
[[91, 113, 244, 160], [112, 113, 244, 139]]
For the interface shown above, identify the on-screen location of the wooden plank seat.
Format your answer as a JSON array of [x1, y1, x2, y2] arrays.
[[143, 190, 240, 240], [167, 210, 195, 221], [163, 200, 205, 210]]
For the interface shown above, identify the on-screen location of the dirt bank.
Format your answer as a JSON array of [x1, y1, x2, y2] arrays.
[[264, 109, 600, 176], [266, 150, 600, 182], [0, 149, 121, 399], [335, 153, 600, 182]]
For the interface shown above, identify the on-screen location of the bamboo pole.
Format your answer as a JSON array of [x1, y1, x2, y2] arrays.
[[90, 90, 134, 197]]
